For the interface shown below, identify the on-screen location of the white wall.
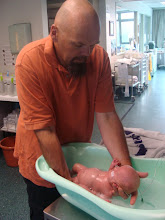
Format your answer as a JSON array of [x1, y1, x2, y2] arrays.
[[92, 0, 99, 12], [91, 0, 116, 59], [1, 0, 48, 44], [106, 0, 116, 58], [0, 0, 48, 73], [41, 0, 49, 38], [98, 0, 107, 50]]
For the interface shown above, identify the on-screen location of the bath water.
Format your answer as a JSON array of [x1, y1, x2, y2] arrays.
[[111, 179, 165, 210]]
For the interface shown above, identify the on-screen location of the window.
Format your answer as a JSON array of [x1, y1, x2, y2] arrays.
[[121, 12, 134, 20], [121, 21, 134, 43], [117, 11, 135, 50]]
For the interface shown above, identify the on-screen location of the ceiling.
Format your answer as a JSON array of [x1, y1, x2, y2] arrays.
[[47, 0, 165, 10], [116, 0, 165, 9]]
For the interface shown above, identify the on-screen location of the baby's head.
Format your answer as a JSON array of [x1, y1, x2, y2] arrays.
[[109, 165, 140, 195]]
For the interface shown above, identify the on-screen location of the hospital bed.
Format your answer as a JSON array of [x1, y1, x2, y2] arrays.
[[114, 61, 140, 102]]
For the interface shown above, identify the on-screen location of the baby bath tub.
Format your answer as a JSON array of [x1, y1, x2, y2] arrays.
[[36, 143, 165, 220]]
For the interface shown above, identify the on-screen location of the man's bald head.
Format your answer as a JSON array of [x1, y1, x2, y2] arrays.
[[54, 0, 100, 34], [50, 0, 100, 76]]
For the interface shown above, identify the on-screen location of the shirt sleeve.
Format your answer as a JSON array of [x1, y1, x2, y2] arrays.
[[15, 61, 55, 131], [94, 51, 115, 113]]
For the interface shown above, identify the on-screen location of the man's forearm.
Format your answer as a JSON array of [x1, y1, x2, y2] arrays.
[[96, 111, 131, 166], [35, 126, 71, 180]]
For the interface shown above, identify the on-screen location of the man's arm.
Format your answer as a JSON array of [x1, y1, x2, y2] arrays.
[[96, 111, 149, 204], [96, 111, 131, 166], [35, 126, 71, 180]]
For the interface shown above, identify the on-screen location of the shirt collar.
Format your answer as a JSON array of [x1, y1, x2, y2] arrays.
[[44, 35, 60, 69]]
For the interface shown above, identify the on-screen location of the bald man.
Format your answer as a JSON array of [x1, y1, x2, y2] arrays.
[[14, 0, 144, 219]]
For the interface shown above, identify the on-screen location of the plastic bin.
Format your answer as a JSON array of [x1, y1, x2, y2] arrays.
[[0, 136, 18, 167], [36, 143, 165, 220]]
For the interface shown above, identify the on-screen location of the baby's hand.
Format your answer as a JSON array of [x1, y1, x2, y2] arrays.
[[109, 159, 121, 170]]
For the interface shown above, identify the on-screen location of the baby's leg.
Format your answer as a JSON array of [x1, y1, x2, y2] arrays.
[[72, 163, 87, 174]]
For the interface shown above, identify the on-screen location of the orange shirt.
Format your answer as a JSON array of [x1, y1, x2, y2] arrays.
[[14, 35, 115, 187]]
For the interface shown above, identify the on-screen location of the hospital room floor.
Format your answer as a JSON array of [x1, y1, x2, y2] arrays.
[[122, 68, 165, 134], [0, 68, 165, 220]]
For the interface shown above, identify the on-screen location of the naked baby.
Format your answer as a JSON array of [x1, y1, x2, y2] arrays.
[[72, 159, 148, 205]]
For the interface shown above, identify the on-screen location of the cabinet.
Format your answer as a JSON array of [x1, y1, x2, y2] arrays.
[[0, 96, 19, 137], [152, 53, 157, 74], [139, 55, 149, 87], [157, 49, 165, 68], [144, 50, 157, 77]]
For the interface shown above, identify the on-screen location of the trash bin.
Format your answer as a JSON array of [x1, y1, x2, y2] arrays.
[[0, 136, 18, 167]]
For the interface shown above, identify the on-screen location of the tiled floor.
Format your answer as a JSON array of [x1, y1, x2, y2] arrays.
[[91, 102, 134, 143], [0, 153, 29, 219], [122, 69, 165, 134], [0, 68, 164, 219]]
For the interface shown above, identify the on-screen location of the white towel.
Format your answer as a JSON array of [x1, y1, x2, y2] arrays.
[[117, 58, 137, 65], [147, 147, 165, 158], [124, 127, 165, 142], [124, 127, 165, 158]]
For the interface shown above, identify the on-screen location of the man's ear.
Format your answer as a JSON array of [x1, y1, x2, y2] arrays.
[[50, 24, 58, 42]]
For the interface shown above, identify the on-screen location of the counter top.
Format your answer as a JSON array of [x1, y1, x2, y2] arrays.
[[44, 197, 96, 220]]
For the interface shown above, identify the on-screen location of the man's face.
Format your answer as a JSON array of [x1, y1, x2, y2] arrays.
[[52, 24, 100, 77]]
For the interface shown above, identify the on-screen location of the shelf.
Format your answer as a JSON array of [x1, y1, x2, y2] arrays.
[[1, 126, 16, 133], [0, 95, 18, 102], [116, 81, 140, 87]]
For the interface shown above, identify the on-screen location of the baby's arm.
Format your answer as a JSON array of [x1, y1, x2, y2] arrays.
[[109, 159, 121, 170]]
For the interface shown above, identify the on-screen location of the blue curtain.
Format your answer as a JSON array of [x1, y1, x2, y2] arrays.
[[152, 10, 165, 48]]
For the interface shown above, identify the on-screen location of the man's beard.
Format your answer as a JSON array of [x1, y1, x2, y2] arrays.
[[67, 57, 87, 78]]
